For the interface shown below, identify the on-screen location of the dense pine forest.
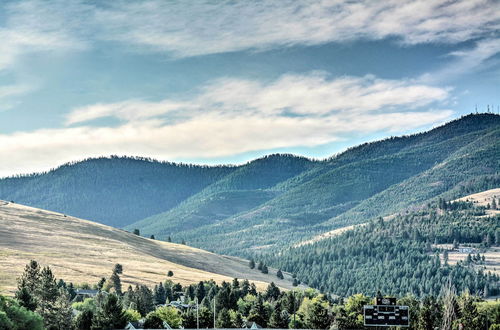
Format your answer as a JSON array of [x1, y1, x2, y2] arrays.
[[0, 114, 498, 256], [3, 260, 500, 330], [264, 201, 500, 298]]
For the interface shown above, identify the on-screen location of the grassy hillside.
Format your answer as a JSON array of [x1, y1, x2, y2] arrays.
[[0, 201, 301, 295], [264, 198, 500, 298], [139, 114, 499, 255], [0, 157, 235, 227]]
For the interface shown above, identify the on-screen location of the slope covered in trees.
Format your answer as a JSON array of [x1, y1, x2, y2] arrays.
[[265, 202, 500, 298], [126, 154, 314, 234], [0, 157, 236, 227], [135, 114, 499, 254], [1, 114, 498, 256]]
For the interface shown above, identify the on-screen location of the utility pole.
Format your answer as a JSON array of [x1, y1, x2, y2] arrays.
[[213, 296, 216, 329], [196, 297, 199, 330]]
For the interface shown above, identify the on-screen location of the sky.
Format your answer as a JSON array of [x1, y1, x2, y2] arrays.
[[0, 0, 499, 177]]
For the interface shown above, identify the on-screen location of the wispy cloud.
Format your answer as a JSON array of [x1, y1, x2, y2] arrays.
[[0, 0, 88, 70], [93, 0, 499, 57], [1, 73, 453, 176], [420, 38, 500, 83]]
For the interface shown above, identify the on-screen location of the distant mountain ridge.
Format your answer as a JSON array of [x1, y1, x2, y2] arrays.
[[127, 113, 500, 255], [1, 113, 499, 257]]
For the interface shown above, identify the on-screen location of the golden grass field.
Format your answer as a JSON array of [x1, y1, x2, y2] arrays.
[[0, 201, 302, 295]]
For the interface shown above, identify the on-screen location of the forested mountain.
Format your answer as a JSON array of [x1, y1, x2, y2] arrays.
[[264, 201, 500, 298], [129, 114, 499, 255], [0, 157, 236, 227], [1, 114, 499, 255], [126, 154, 314, 233]]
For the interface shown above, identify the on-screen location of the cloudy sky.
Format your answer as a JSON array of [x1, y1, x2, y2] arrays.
[[0, 0, 499, 177]]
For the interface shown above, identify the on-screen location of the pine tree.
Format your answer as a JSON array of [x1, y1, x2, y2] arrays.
[[54, 288, 74, 330], [262, 264, 269, 274], [216, 308, 232, 328], [133, 229, 140, 236], [249, 259, 255, 269], [37, 266, 60, 329], [196, 281, 206, 302], [154, 282, 167, 305], [277, 269, 284, 279], [257, 261, 263, 271], [113, 264, 123, 274], [167, 270, 174, 277], [16, 260, 41, 311], [269, 301, 289, 329], [304, 298, 331, 329], [92, 293, 128, 330], [110, 271, 122, 295], [265, 282, 280, 301], [74, 309, 93, 330], [15, 287, 37, 312], [247, 295, 268, 327]]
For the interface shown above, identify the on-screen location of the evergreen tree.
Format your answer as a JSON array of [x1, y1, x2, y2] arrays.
[[216, 308, 232, 328], [37, 266, 61, 329], [269, 301, 289, 329], [262, 264, 269, 274], [15, 286, 37, 312], [167, 270, 174, 277], [154, 282, 167, 305], [196, 281, 206, 302], [249, 259, 255, 269], [144, 312, 164, 329], [304, 297, 331, 329], [247, 295, 268, 327], [109, 270, 122, 295], [182, 309, 198, 328], [92, 294, 128, 330], [74, 309, 94, 330], [277, 269, 284, 280], [265, 282, 280, 301], [257, 261, 263, 271], [150, 234, 155, 239], [133, 229, 140, 236], [96, 277, 106, 291], [113, 264, 123, 274]]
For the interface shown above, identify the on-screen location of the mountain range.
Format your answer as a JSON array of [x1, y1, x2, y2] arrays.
[[1, 113, 499, 257]]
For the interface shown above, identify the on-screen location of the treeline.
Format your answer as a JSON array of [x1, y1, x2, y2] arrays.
[[0, 156, 236, 227], [3, 260, 500, 329], [265, 203, 500, 298], [149, 115, 500, 256]]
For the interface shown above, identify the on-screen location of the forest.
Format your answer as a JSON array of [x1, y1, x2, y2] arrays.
[[2, 260, 499, 330], [264, 201, 500, 298]]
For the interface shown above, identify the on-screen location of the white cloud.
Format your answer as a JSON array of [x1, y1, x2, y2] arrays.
[[0, 0, 88, 71], [1, 73, 453, 177], [420, 38, 500, 83], [92, 0, 500, 57]]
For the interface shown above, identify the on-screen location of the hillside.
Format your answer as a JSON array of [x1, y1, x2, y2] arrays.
[[0, 157, 236, 227], [131, 114, 500, 255], [264, 197, 500, 298], [1, 114, 499, 258], [0, 201, 301, 295]]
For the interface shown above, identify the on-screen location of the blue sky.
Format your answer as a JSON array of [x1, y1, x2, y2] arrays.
[[0, 0, 499, 176]]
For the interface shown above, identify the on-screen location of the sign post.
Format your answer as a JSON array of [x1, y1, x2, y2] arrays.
[[364, 297, 409, 327]]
